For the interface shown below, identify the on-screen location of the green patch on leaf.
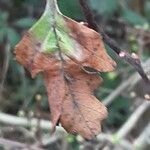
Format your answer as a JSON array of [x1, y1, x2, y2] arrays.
[[29, 0, 75, 55]]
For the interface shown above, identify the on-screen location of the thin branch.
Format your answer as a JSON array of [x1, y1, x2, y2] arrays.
[[1, 112, 149, 149], [103, 79, 131, 106], [0, 112, 65, 132], [1, 126, 35, 140], [103, 59, 150, 106], [116, 101, 150, 139], [34, 133, 65, 148], [0, 112, 50, 130], [0, 138, 43, 150], [133, 122, 150, 149], [79, 0, 150, 84], [96, 133, 132, 150]]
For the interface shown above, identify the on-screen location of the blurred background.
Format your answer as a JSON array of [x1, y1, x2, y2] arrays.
[[0, 0, 150, 149]]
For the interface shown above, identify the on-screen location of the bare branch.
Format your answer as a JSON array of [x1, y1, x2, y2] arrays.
[[0, 112, 51, 130], [0, 138, 43, 150], [116, 101, 150, 139], [133, 122, 150, 149], [97, 134, 132, 149], [103, 59, 150, 106]]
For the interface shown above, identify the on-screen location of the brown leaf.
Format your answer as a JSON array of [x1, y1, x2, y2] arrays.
[[15, 33, 60, 78], [59, 65, 107, 139], [15, 10, 116, 139], [44, 69, 65, 131], [64, 17, 116, 72]]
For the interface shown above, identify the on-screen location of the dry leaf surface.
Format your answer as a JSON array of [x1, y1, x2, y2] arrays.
[[15, 0, 116, 139]]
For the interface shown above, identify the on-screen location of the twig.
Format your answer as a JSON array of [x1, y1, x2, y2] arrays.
[[1, 112, 149, 149], [103, 59, 150, 106], [0, 138, 43, 150], [133, 122, 150, 149], [129, 59, 150, 88], [0, 112, 65, 132], [79, 0, 150, 84], [96, 133, 132, 149], [116, 101, 150, 139], [103, 81, 130, 106], [0, 126, 35, 140], [35, 133, 68, 149], [40, 134, 62, 147], [0, 112, 51, 130], [0, 138, 27, 149]]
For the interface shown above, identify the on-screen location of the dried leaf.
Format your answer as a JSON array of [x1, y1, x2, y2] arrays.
[[44, 69, 65, 131], [64, 17, 116, 72], [59, 66, 108, 139], [15, 0, 116, 139]]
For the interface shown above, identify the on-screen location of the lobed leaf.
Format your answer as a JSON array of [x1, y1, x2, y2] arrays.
[[15, 0, 116, 139]]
